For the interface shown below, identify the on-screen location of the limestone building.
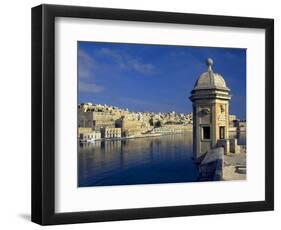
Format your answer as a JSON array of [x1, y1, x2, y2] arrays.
[[78, 127, 101, 142], [101, 127, 122, 139], [78, 110, 116, 130], [116, 114, 151, 138], [190, 58, 231, 160]]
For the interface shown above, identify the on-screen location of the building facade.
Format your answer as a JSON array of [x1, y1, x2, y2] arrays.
[[190, 58, 231, 160], [78, 127, 100, 142], [101, 127, 122, 139], [78, 110, 116, 130]]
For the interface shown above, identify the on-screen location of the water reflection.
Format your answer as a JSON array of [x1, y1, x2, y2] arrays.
[[78, 131, 247, 187], [78, 132, 197, 187]]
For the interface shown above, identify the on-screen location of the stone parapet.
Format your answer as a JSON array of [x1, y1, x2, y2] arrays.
[[198, 147, 224, 181], [217, 139, 230, 155]]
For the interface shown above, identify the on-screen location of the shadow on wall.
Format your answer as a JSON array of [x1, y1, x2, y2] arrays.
[[18, 213, 30, 222]]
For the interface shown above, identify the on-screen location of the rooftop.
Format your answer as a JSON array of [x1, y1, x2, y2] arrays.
[[193, 58, 230, 91]]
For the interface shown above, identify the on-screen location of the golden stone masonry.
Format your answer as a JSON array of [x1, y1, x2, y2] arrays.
[[190, 58, 232, 160]]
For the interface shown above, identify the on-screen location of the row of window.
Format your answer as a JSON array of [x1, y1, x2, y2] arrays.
[[106, 131, 121, 134], [105, 134, 121, 138]]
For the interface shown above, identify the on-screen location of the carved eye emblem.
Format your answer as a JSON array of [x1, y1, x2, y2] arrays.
[[201, 108, 210, 115]]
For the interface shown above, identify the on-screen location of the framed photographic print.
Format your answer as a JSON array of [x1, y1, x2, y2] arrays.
[[31, 4, 274, 225]]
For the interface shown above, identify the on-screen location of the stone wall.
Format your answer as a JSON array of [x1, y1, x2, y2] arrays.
[[197, 147, 224, 181]]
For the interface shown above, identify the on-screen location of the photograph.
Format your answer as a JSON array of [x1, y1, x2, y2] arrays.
[[30, 3, 274, 225], [77, 41, 247, 187]]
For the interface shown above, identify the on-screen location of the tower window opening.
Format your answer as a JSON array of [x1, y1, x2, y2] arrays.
[[219, 126, 225, 139], [202, 126, 210, 140]]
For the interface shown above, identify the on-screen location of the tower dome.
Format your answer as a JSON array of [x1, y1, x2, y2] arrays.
[[193, 58, 229, 91]]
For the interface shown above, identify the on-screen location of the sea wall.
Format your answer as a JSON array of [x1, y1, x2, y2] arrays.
[[197, 147, 224, 181]]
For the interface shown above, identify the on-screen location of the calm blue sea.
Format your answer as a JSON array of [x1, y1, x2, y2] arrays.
[[78, 131, 246, 187], [78, 132, 199, 187]]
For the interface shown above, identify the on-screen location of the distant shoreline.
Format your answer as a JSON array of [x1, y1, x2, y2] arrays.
[[79, 129, 246, 143], [79, 130, 192, 143]]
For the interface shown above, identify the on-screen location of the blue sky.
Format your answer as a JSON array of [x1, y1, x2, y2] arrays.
[[78, 42, 246, 119]]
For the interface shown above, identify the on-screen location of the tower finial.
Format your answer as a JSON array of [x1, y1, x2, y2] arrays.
[[206, 58, 213, 72]]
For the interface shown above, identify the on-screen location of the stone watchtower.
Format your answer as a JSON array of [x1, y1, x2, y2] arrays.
[[190, 58, 231, 161]]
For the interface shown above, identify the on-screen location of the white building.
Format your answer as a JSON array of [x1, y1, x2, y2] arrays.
[[101, 127, 122, 139]]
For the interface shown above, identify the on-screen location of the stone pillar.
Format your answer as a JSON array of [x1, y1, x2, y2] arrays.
[[230, 138, 240, 154]]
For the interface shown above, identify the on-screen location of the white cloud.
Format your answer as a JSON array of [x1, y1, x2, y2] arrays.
[[99, 47, 126, 69], [127, 58, 155, 74], [78, 49, 104, 93], [79, 81, 104, 93], [98, 47, 156, 75], [78, 49, 97, 79]]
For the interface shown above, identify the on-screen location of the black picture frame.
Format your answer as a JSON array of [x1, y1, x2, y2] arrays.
[[31, 4, 274, 225]]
